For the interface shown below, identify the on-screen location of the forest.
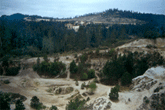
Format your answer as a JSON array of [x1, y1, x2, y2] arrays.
[[0, 17, 164, 59]]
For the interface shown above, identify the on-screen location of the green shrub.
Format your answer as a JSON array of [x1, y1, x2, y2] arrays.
[[109, 85, 119, 101], [88, 81, 97, 94], [81, 73, 88, 80], [50, 105, 57, 110], [15, 99, 25, 110], [87, 69, 95, 79], [87, 97, 90, 101], [75, 80, 79, 86], [30, 96, 45, 110], [4, 80, 10, 84], [81, 82, 86, 89], [66, 97, 85, 110]]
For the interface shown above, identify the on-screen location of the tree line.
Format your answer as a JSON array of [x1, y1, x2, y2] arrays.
[[0, 18, 164, 58]]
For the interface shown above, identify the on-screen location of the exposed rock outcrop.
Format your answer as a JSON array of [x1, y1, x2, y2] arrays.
[[131, 66, 165, 92], [90, 97, 112, 110]]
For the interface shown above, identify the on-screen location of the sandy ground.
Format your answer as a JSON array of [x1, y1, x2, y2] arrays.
[[1, 74, 161, 110]]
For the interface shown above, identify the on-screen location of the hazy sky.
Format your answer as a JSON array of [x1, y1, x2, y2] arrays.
[[0, 0, 164, 18]]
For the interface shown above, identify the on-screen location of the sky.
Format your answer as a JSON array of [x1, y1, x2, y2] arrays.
[[0, 0, 164, 18]]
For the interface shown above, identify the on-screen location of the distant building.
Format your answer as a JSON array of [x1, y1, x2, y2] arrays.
[[65, 23, 80, 32], [65, 23, 73, 29], [73, 26, 80, 32]]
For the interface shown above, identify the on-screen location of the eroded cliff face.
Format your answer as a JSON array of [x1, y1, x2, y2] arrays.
[[131, 66, 165, 110]]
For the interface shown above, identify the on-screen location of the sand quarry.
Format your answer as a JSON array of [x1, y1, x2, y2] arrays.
[[0, 38, 165, 110]]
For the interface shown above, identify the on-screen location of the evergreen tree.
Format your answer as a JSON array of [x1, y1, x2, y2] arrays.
[[15, 100, 25, 110], [70, 60, 77, 74], [109, 85, 119, 100]]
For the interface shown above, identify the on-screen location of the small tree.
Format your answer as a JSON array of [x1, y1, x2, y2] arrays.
[[70, 60, 77, 74], [109, 85, 119, 101], [30, 96, 45, 110], [50, 105, 57, 110], [15, 99, 25, 110], [88, 81, 97, 94]]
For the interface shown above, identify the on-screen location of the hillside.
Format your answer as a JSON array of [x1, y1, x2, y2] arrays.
[[0, 38, 165, 110], [1, 8, 165, 25]]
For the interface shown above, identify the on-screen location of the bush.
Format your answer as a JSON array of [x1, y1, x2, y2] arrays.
[[66, 97, 85, 110], [87, 69, 95, 79], [30, 96, 45, 110], [109, 85, 119, 101], [15, 99, 25, 110], [6, 67, 20, 76], [87, 97, 90, 101], [88, 81, 97, 94], [50, 105, 57, 110], [3, 80, 10, 84], [81, 73, 88, 80], [121, 72, 132, 86], [81, 82, 86, 89], [75, 80, 79, 86]]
